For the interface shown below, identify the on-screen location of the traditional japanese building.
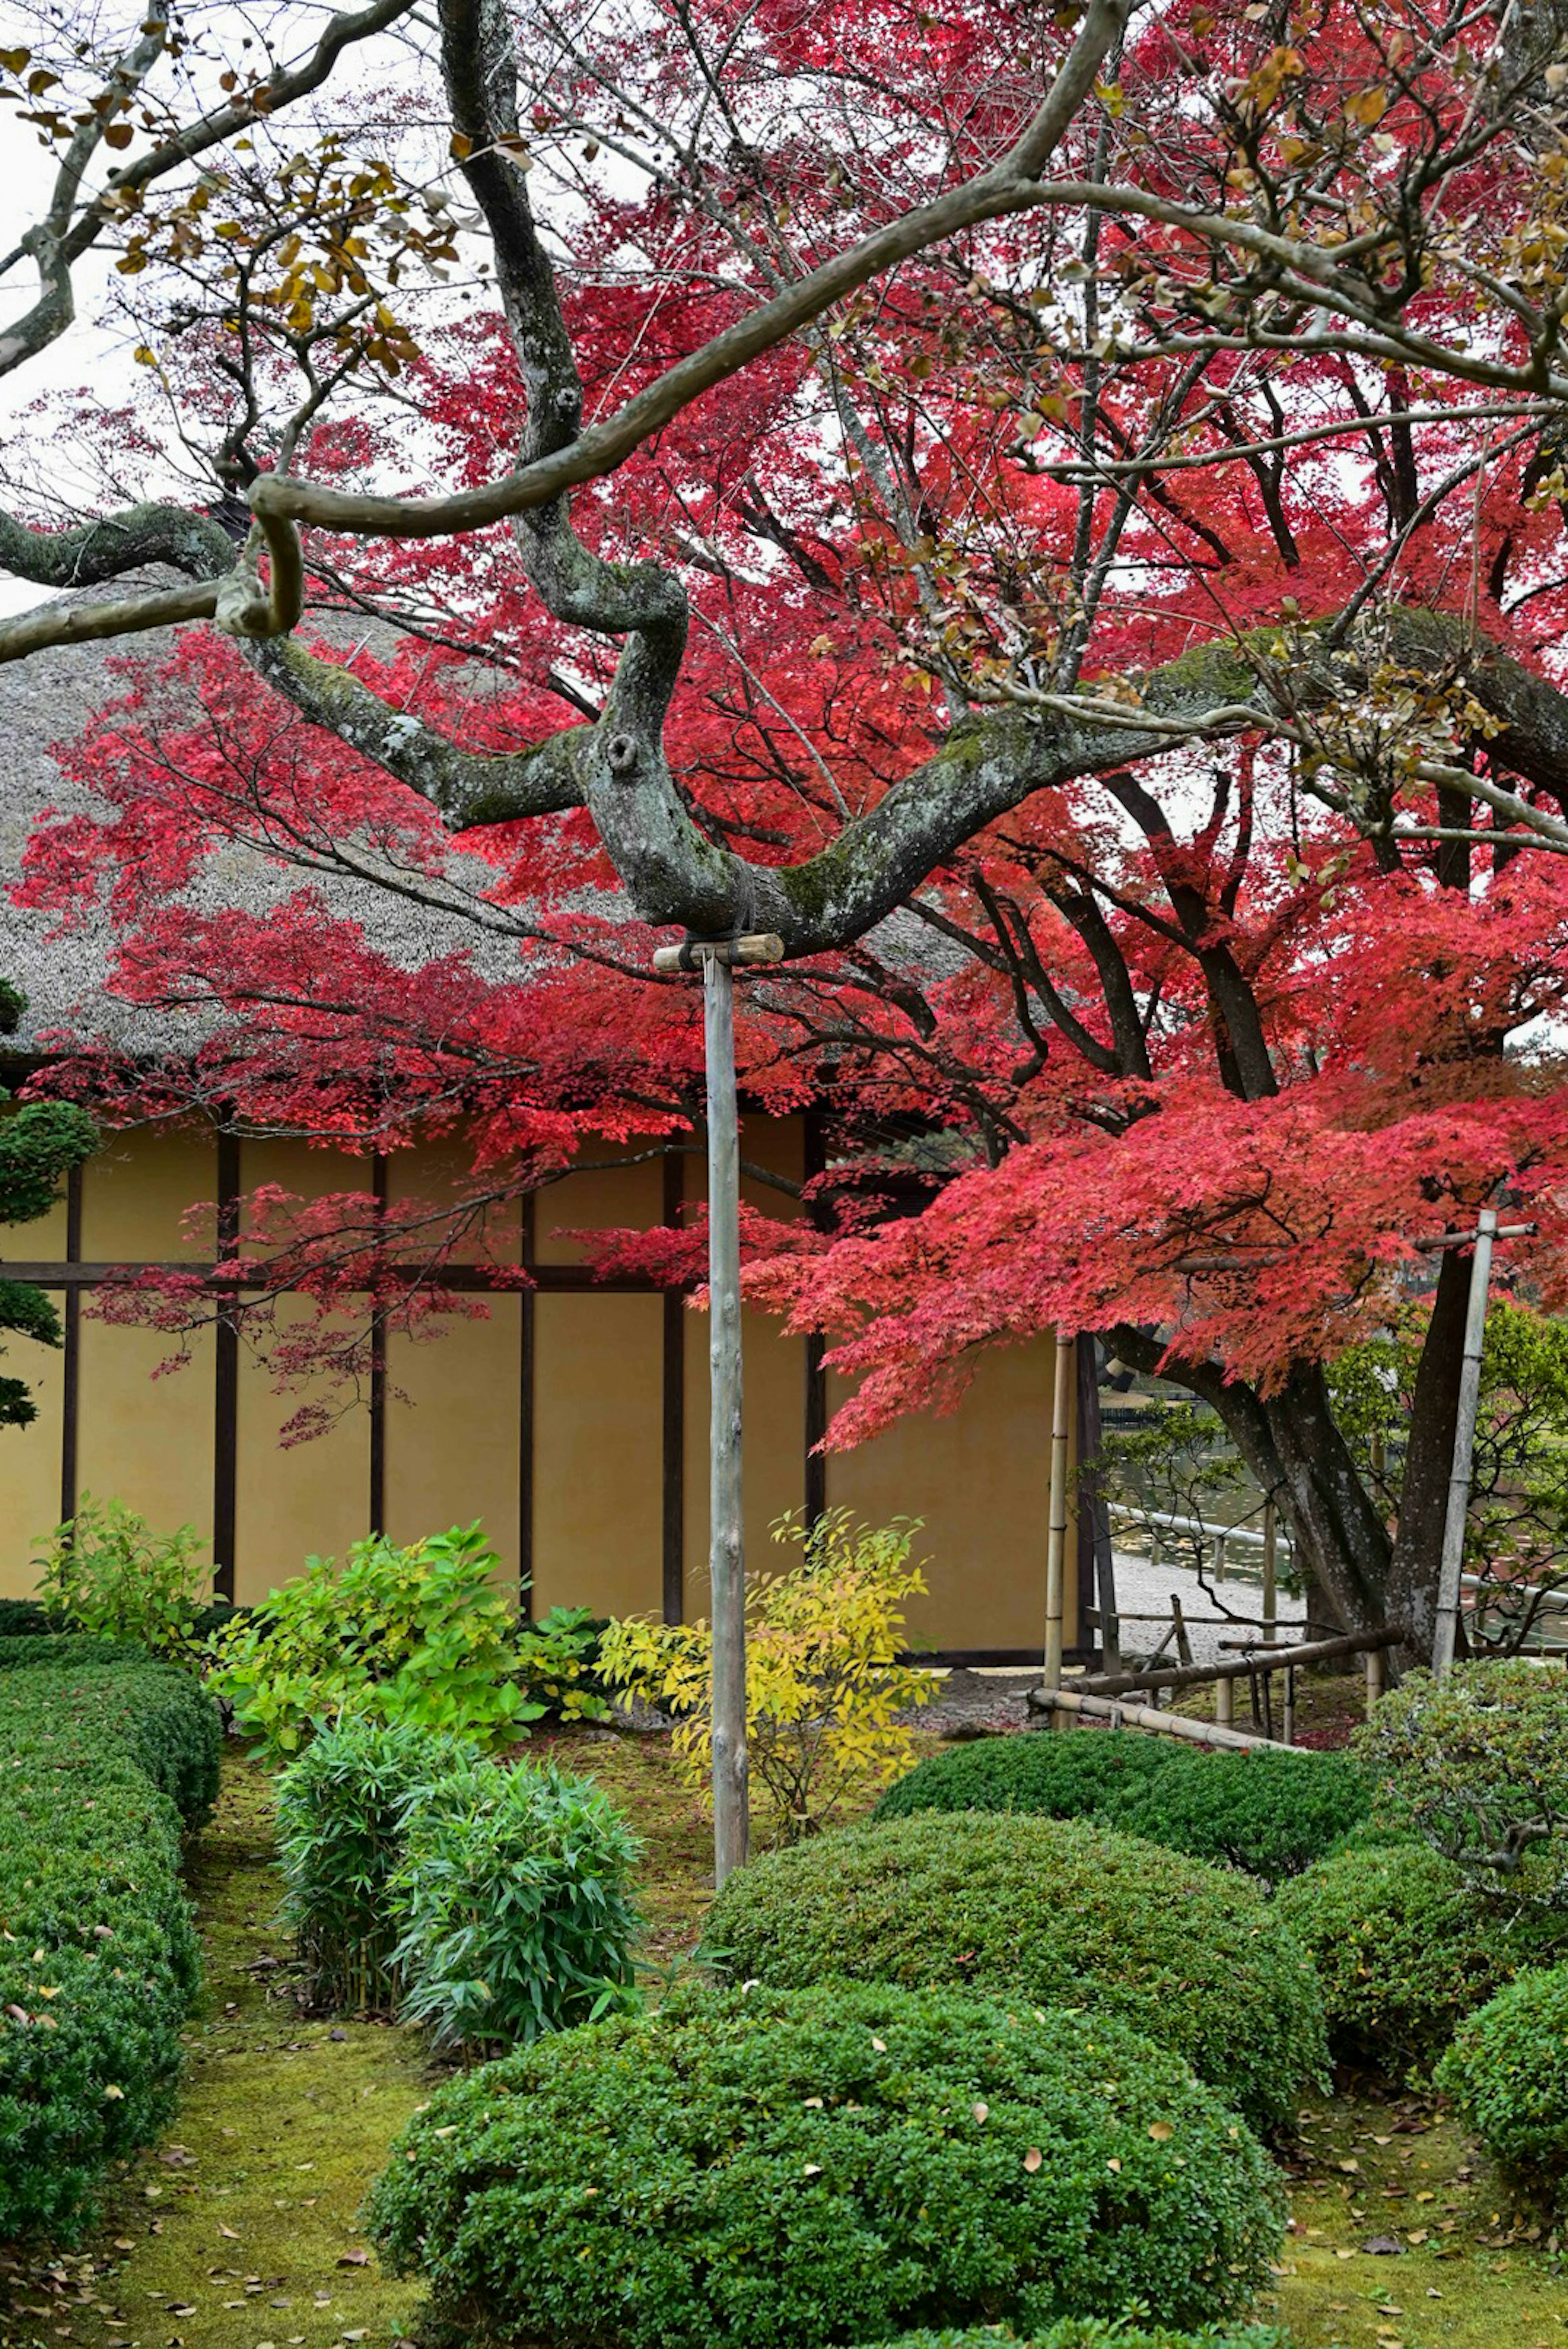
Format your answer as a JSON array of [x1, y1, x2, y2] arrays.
[[0, 616, 1089, 1658]]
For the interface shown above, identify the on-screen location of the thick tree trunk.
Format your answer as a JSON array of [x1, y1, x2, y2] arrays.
[[1105, 1328, 1393, 1640], [1255, 1365, 1392, 1637], [1384, 1245, 1472, 1667]]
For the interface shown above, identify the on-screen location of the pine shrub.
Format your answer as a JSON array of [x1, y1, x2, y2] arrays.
[[1275, 1840, 1566, 2077], [0, 1657, 220, 2237], [882, 2325, 1289, 2349], [703, 1812, 1327, 2133], [1437, 1962, 1568, 2193], [364, 1984, 1287, 2349], [876, 1731, 1366, 1885], [1102, 1745, 1371, 1884], [874, 1729, 1174, 1824], [1356, 1661, 1568, 1909]]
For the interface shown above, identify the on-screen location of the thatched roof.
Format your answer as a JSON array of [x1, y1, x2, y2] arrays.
[[0, 583, 546, 1057], [0, 580, 963, 1062]]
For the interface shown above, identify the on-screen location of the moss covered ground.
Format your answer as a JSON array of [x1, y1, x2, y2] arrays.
[[3, 1712, 1568, 2349]]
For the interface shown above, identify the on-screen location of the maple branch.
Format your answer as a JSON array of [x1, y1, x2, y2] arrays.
[[251, 638, 590, 829], [0, 0, 422, 379]]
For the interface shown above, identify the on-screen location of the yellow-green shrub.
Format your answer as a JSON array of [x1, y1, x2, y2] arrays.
[[599, 1510, 936, 1843]]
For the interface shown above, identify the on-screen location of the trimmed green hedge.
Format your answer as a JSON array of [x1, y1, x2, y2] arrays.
[[0, 1598, 243, 1646], [703, 1812, 1327, 2134], [0, 1633, 146, 1674], [876, 1733, 1368, 1884], [874, 1733, 1174, 1825], [1437, 1962, 1568, 2193], [365, 1984, 1287, 2348], [882, 2326, 1289, 2349], [1275, 1840, 1567, 2078], [0, 1655, 220, 2237]]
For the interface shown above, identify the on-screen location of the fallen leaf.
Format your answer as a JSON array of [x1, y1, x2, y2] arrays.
[[972, 2102, 988, 2123], [1023, 2148, 1042, 2173], [335, 2251, 369, 2268], [1148, 2121, 1173, 2143]]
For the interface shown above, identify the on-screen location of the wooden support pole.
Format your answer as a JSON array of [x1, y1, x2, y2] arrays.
[[1214, 1674, 1234, 1729], [649, 934, 789, 1884], [1432, 1207, 1498, 1680], [1043, 1325, 1074, 1711], [702, 950, 750, 1887], [1035, 1687, 1284, 1751], [1171, 1593, 1193, 1666]]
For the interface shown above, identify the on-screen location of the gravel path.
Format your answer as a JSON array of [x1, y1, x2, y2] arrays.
[[1107, 1546, 1308, 1669]]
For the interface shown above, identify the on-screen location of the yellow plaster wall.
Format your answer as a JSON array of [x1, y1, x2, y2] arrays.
[[239, 1139, 368, 1236], [0, 1111, 1076, 1649], [74, 1319, 216, 1556], [825, 1336, 1065, 1655], [532, 1150, 663, 1266], [383, 1300, 523, 1579], [0, 1335, 64, 1592], [384, 1141, 522, 1267], [233, 1299, 370, 1605], [81, 1131, 217, 1260], [682, 1307, 806, 1611], [531, 1291, 663, 1619]]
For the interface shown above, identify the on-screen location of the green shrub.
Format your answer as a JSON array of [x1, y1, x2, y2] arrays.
[[0, 1632, 144, 1673], [0, 1597, 243, 1649], [875, 1732, 1366, 1884], [874, 1730, 1174, 1824], [601, 1510, 936, 1845], [364, 1984, 1287, 2348], [1437, 1962, 1568, 2193], [1275, 1841, 1566, 2077], [392, 1755, 641, 2055], [1103, 1746, 1371, 1884], [210, 1521, 608, 1761], [882, 2326, 1288, 2349], [703, 1813, 1327, 2134], [0, 1599, 53, 1640], [276, 1714, 474, 2012], [0, 1657, 220, 2237], [1356, 1661, 1568, 1909], [33, 1493, 215, 1660]]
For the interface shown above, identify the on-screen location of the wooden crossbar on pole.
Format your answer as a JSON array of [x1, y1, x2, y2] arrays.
[[1044, 1624, 1405, 1704]]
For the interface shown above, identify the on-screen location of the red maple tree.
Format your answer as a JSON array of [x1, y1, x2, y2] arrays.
[[7, 0, 1568, 1655]]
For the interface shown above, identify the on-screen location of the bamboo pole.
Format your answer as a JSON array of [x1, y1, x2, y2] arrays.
[[1043, 1326, 1074, 1711], [1261, 1500, 1278, 1645], [1035, 1686, 1283, 1750], [1432, 1207, 1498, 1680], [1051, 1624, 1405, 1702]]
